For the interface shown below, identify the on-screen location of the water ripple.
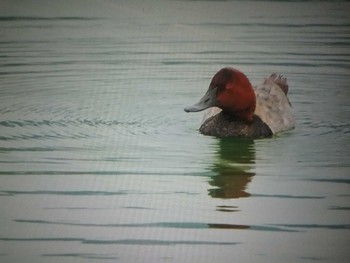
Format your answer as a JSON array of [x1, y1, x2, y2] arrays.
[[0, 237, 239, 246], [0, 16, 104, 21], [0, 118, 145, 143], [0, 119, 138, 128], [185, 22, 350, 28], [13, 219, 298, 232], [0, 190, 129, 196], [253, 194, 325, 199], [42, 253, 119, 259]]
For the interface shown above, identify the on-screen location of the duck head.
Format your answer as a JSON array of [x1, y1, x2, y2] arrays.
[[184, 67, 256, 123]]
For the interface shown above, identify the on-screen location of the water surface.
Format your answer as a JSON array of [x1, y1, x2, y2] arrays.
[[0, 0, 349, 262]]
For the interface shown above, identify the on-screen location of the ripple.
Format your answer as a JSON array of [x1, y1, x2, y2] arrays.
[[1, 190, 129, 196], [185, 22, 350, 28], [273, 224, 350, 230], [0, 119, 138, 128], [0, 237, 239, 246], [83, 239, 239, 246], [0, 118, 144, 144], [328, 206, 350, 211], [252, 194, 325, 199], [13, 219, 298, 232], [43, 253, 119, 259], [309, 179, 350, 185], [0, 16, 104, 21]]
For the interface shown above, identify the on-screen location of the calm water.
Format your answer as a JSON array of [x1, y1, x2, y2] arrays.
[[0, 0, 349, 262]]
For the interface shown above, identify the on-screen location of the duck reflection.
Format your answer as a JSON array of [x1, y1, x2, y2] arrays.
[[208, 138, 255, 199]]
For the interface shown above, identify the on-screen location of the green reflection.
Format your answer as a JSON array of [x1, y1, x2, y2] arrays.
[[208, 138, 255, 199]]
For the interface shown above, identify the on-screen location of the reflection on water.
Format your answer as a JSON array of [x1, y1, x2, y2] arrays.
[[208, 138, 255, 199]]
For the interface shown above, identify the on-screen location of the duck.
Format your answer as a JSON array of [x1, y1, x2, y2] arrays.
[[184, 67, 295, 138]]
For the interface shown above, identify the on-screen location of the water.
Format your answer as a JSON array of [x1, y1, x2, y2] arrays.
[[0, 0, 349, 262]]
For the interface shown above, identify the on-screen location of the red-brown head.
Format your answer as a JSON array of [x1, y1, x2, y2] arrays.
[[185, 67, 256, 122]]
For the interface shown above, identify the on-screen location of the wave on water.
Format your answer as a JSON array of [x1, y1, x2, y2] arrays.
[[0, 16, 104, 21]]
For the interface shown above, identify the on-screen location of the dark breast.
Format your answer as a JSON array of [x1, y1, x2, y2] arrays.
[[199, 112, 273, 138]]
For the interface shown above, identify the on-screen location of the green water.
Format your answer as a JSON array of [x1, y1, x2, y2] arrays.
[[0, 0, 349, 262]]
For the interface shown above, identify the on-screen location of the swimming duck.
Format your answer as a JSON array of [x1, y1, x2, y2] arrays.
[[184, 67, 295, 138]]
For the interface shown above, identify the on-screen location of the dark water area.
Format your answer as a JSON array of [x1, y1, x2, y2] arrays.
[[0, 0, 349, 262]]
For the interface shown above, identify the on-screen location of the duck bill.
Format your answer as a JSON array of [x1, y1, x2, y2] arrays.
[[184, 87, 218, 112]]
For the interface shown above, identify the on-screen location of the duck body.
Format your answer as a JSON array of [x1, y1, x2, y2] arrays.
[[199, 111, 273, 137], [185, 68, 295, 138]]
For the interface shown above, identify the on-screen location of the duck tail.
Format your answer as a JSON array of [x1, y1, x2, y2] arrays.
[[264, 73, 289, 95]]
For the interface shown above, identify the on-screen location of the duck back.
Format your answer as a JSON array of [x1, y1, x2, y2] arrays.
[[254, 75, 295, 134]]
